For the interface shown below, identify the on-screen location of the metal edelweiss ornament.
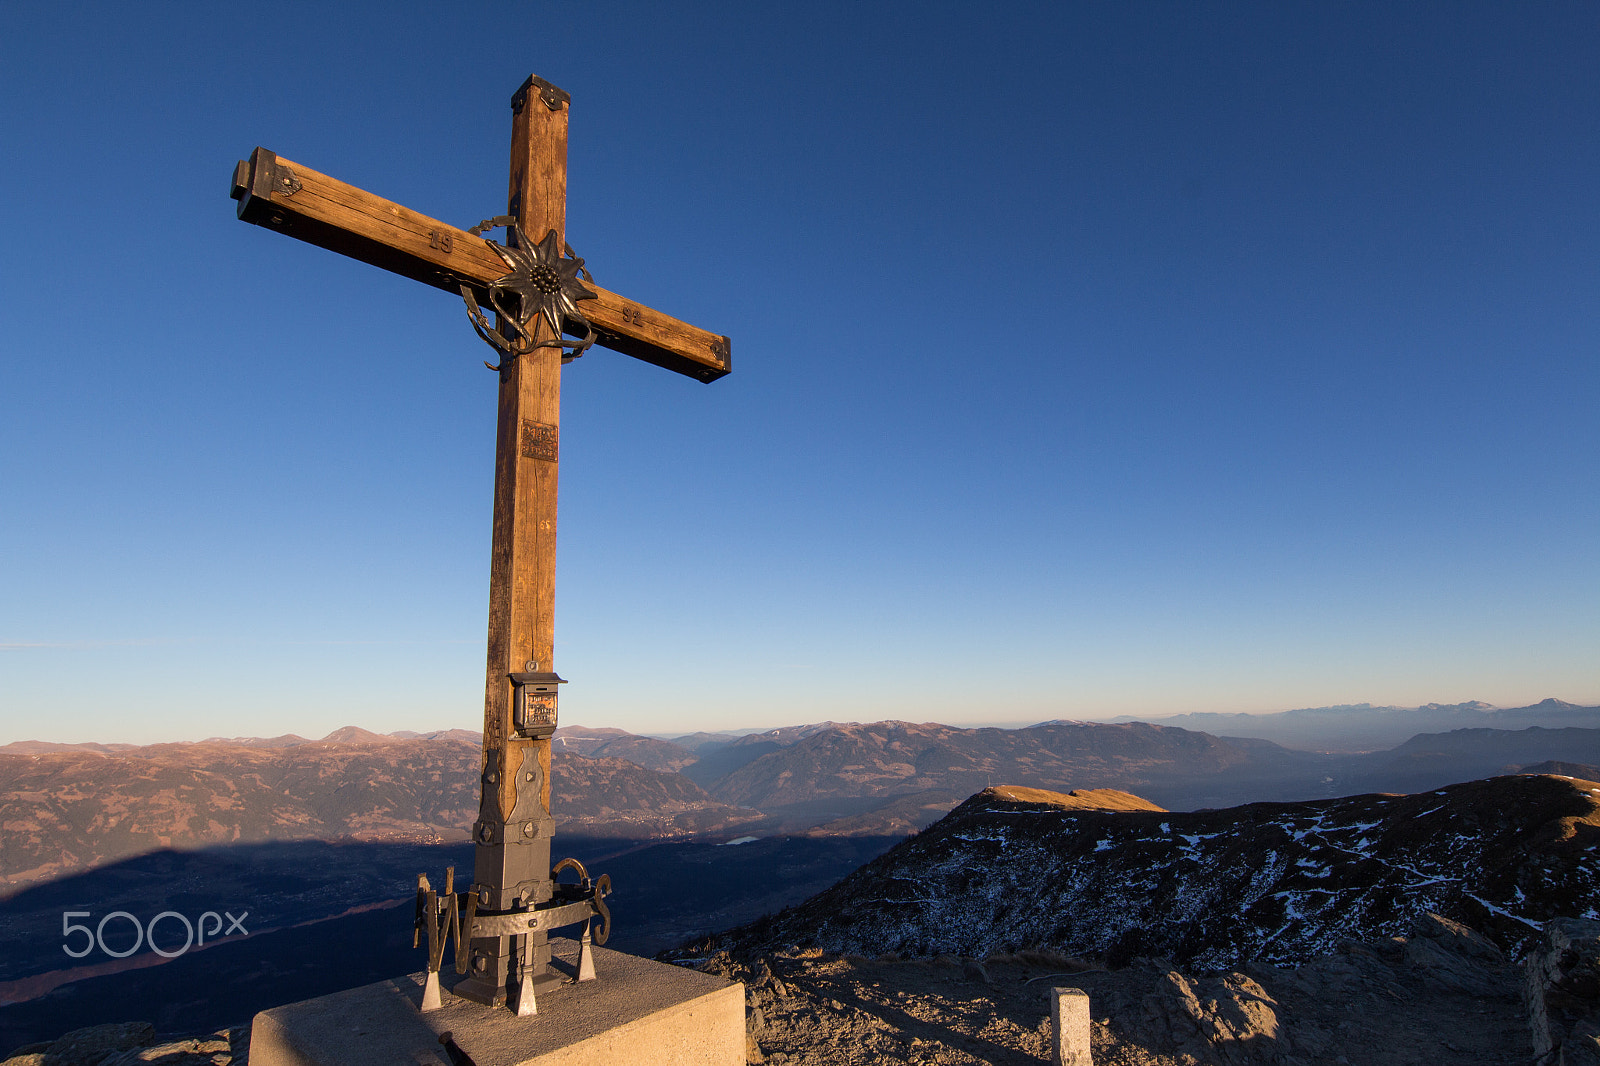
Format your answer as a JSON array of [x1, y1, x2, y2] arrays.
[[460, 217, 598, 370]]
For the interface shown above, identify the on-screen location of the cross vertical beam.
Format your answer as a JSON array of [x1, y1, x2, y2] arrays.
[[228, 70, 734, 1015], [454, 75, 571, 1007]]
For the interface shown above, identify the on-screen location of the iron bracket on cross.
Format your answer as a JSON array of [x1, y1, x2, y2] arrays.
[[414, 860, 611, 1016], [228, 147, 731, 383]]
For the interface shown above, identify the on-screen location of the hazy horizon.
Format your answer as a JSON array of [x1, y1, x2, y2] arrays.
[[5, 694, 1595, 748]]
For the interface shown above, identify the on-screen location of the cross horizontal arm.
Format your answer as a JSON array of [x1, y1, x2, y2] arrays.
[[230, 148, 730, 382]]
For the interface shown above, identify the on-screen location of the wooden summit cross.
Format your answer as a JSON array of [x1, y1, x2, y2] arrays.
[[228, 74, 729, 1011]]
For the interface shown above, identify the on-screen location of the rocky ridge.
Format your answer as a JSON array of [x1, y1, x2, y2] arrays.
[[696, 775, 1600, 968]]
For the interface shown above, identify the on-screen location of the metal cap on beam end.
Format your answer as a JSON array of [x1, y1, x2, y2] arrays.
[[511, 75, 571, 114], [700, 335, 733, 383], [246, 147, 277, 198], [232, 147, 300, 222], [231, 148, 275, 219], [692, 336, 732, 383]]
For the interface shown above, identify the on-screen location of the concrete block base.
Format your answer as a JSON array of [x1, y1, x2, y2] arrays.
[[249, 942, 744, 1066]]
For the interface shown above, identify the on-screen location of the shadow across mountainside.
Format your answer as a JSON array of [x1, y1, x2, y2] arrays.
[[0, 832, 898, 1051], [0, 735, 757, 891], [0, 840, 471, 987]]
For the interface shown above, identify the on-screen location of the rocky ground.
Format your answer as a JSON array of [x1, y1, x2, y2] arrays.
[[691, 912, 1536, 1065], [9, 916, 1596, 1066], [0, 1023, 244, 1066]]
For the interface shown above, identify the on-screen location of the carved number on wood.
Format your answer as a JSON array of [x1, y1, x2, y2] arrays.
[[520, 420, 558, 463], [621, 305, 643, 326], [429, 230, 453, 253]]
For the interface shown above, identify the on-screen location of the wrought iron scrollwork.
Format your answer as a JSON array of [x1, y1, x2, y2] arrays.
[[413, 867, 477, 1011], [459, 217, 598, 371], [553, 856, 612, 945]]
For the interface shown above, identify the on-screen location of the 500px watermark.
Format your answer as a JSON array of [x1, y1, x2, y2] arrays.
[[62, 909, 249, 959]]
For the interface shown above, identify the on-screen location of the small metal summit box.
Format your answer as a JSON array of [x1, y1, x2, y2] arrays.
[[509, 670, 565, 738]]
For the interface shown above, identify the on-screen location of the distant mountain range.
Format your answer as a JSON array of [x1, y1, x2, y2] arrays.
[[551, 725, 698, 772], [698, 772, 1600, 967], [0, 733, 755, 888], [633, 715, 1600, 831], [684, 719, 1312, 824], [1116, 698, 1600, 752], [7, 708, 1600, 888]]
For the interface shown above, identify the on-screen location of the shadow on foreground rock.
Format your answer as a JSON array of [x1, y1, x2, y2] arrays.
[[1525, 918, 1600, 1066], [1, 1022, 244, 1066], [692, 911, 1551, 1065], [9, 913, 1599, 1066]]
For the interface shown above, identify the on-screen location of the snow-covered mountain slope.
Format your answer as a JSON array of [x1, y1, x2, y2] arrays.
[[706, 774, 1600, 968]]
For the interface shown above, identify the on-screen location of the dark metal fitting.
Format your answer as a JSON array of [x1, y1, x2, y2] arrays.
[[511, 75, 570, 114], [230, 148, 299, 207], [459, 222, 596, 369], [473, 817, 553, 845]]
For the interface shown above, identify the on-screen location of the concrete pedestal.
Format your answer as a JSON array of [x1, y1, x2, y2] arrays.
[[249, 943, 743, 1066], [1051, 986, 1092, 1066]]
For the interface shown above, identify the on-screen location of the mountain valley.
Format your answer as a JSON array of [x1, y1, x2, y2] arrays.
[[4, 706, 1600, 1056]]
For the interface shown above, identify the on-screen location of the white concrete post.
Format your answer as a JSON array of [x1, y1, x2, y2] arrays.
[[1052, 986, 1092, 1066]]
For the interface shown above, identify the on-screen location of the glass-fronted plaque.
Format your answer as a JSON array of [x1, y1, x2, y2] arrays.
[[510, 671, 564, 738]]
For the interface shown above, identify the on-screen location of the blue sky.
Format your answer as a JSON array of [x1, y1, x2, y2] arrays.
[[2, 3, 1596, 744]]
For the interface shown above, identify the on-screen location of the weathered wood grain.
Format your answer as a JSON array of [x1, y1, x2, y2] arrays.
[[232, 148, 730, 381], [464, 79, 573, 1004], [230, 73, 734, 1009]]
